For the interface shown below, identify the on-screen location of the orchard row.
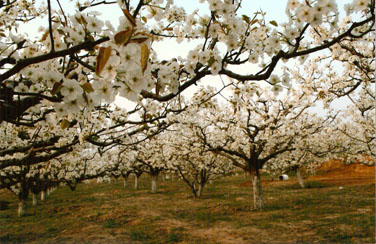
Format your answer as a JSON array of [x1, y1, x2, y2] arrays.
[[0, 0, 374, 216]]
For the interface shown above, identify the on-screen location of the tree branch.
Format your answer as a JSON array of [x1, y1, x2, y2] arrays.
[[0, 37, 110, 83]]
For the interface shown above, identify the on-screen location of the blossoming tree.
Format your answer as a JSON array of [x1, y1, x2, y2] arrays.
[[125, 134, 170, 193], [180, 84, 336, 209], [0, 0, 375, 214], [1, 0, 374, 125], [164, 124, 234, 198]]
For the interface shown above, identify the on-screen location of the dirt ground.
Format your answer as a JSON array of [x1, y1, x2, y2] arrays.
[[0, 161, 374, 244], [310, 160, 375, 185], [240, 160, 375, 187]]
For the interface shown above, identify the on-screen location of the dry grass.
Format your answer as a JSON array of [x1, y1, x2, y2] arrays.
[[0, 172, 374, 244]]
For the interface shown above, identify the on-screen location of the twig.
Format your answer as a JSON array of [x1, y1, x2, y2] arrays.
[[47, 0, 55, 52]]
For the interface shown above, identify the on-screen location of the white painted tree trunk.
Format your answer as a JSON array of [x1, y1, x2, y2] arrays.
[[18, 199, 26, 217], [171, 174, 175, 181], [41, 190, 46, 201], [151, 175, 158, 193], [296, 168, 305, 188], [135, 176, 139, 190], [124, 178, 128, 188], [32, 193, 38, 206], [252, 171, 265, 210]]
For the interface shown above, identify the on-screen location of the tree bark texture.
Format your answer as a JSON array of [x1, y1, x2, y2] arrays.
[[197, 184, 203, 198], [32, 193, 38, 206], [123, 177, 128, 188], [18, 199, 26, 217], [18, 181, 29, 217], [251, 168, 265, 210], [296, 168, 305, 188], [151, 174, 158, 193], [134, 175, 139, 190]]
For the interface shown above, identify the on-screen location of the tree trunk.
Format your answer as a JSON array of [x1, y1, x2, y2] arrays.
[[191, 185, 198, 198], [18, 199, 26, 217], [41, 190, 46, 201], [123, 177, 128, 188], [151, 175, 158, 193], [251, 168, 265, 210], [18, 181, 29, 217], [296, 168, 305, 188], [197, 184, 203, 198], [135, 175, 139, 190], [32, 193, 38, 206]]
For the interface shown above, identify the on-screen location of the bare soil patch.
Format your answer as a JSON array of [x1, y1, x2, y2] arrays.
[[310, 161, 375, 185], [0, 166, 374, 244]]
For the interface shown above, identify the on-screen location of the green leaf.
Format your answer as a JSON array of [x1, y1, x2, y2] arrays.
[[269, 20, 278, 27], [50, 82, 62, 95], [122, 8, 137, 27], [207, 56, 215, 66], [80, 15, 88, 27], [114, 29, 133, 45], [81, 82, 94, 93], [140, 43, 150, 74], [60, 119, 70, 130], [251, 19, 259, 25], [57, 29, 66, 36], [129, 37, 149, 44], [242, 15, 250, 24], [95, 46, 112, 76]]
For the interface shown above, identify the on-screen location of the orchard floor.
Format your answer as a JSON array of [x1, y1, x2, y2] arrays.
[[0, 163, 374, 244]]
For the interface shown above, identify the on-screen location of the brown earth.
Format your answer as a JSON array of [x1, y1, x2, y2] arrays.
[[0, 161, 374, 244], [239, 160, 375, 187], [310, 160, 375, 185]]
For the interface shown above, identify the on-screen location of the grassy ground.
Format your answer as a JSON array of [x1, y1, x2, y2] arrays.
[[0, 174, 374, 244]]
